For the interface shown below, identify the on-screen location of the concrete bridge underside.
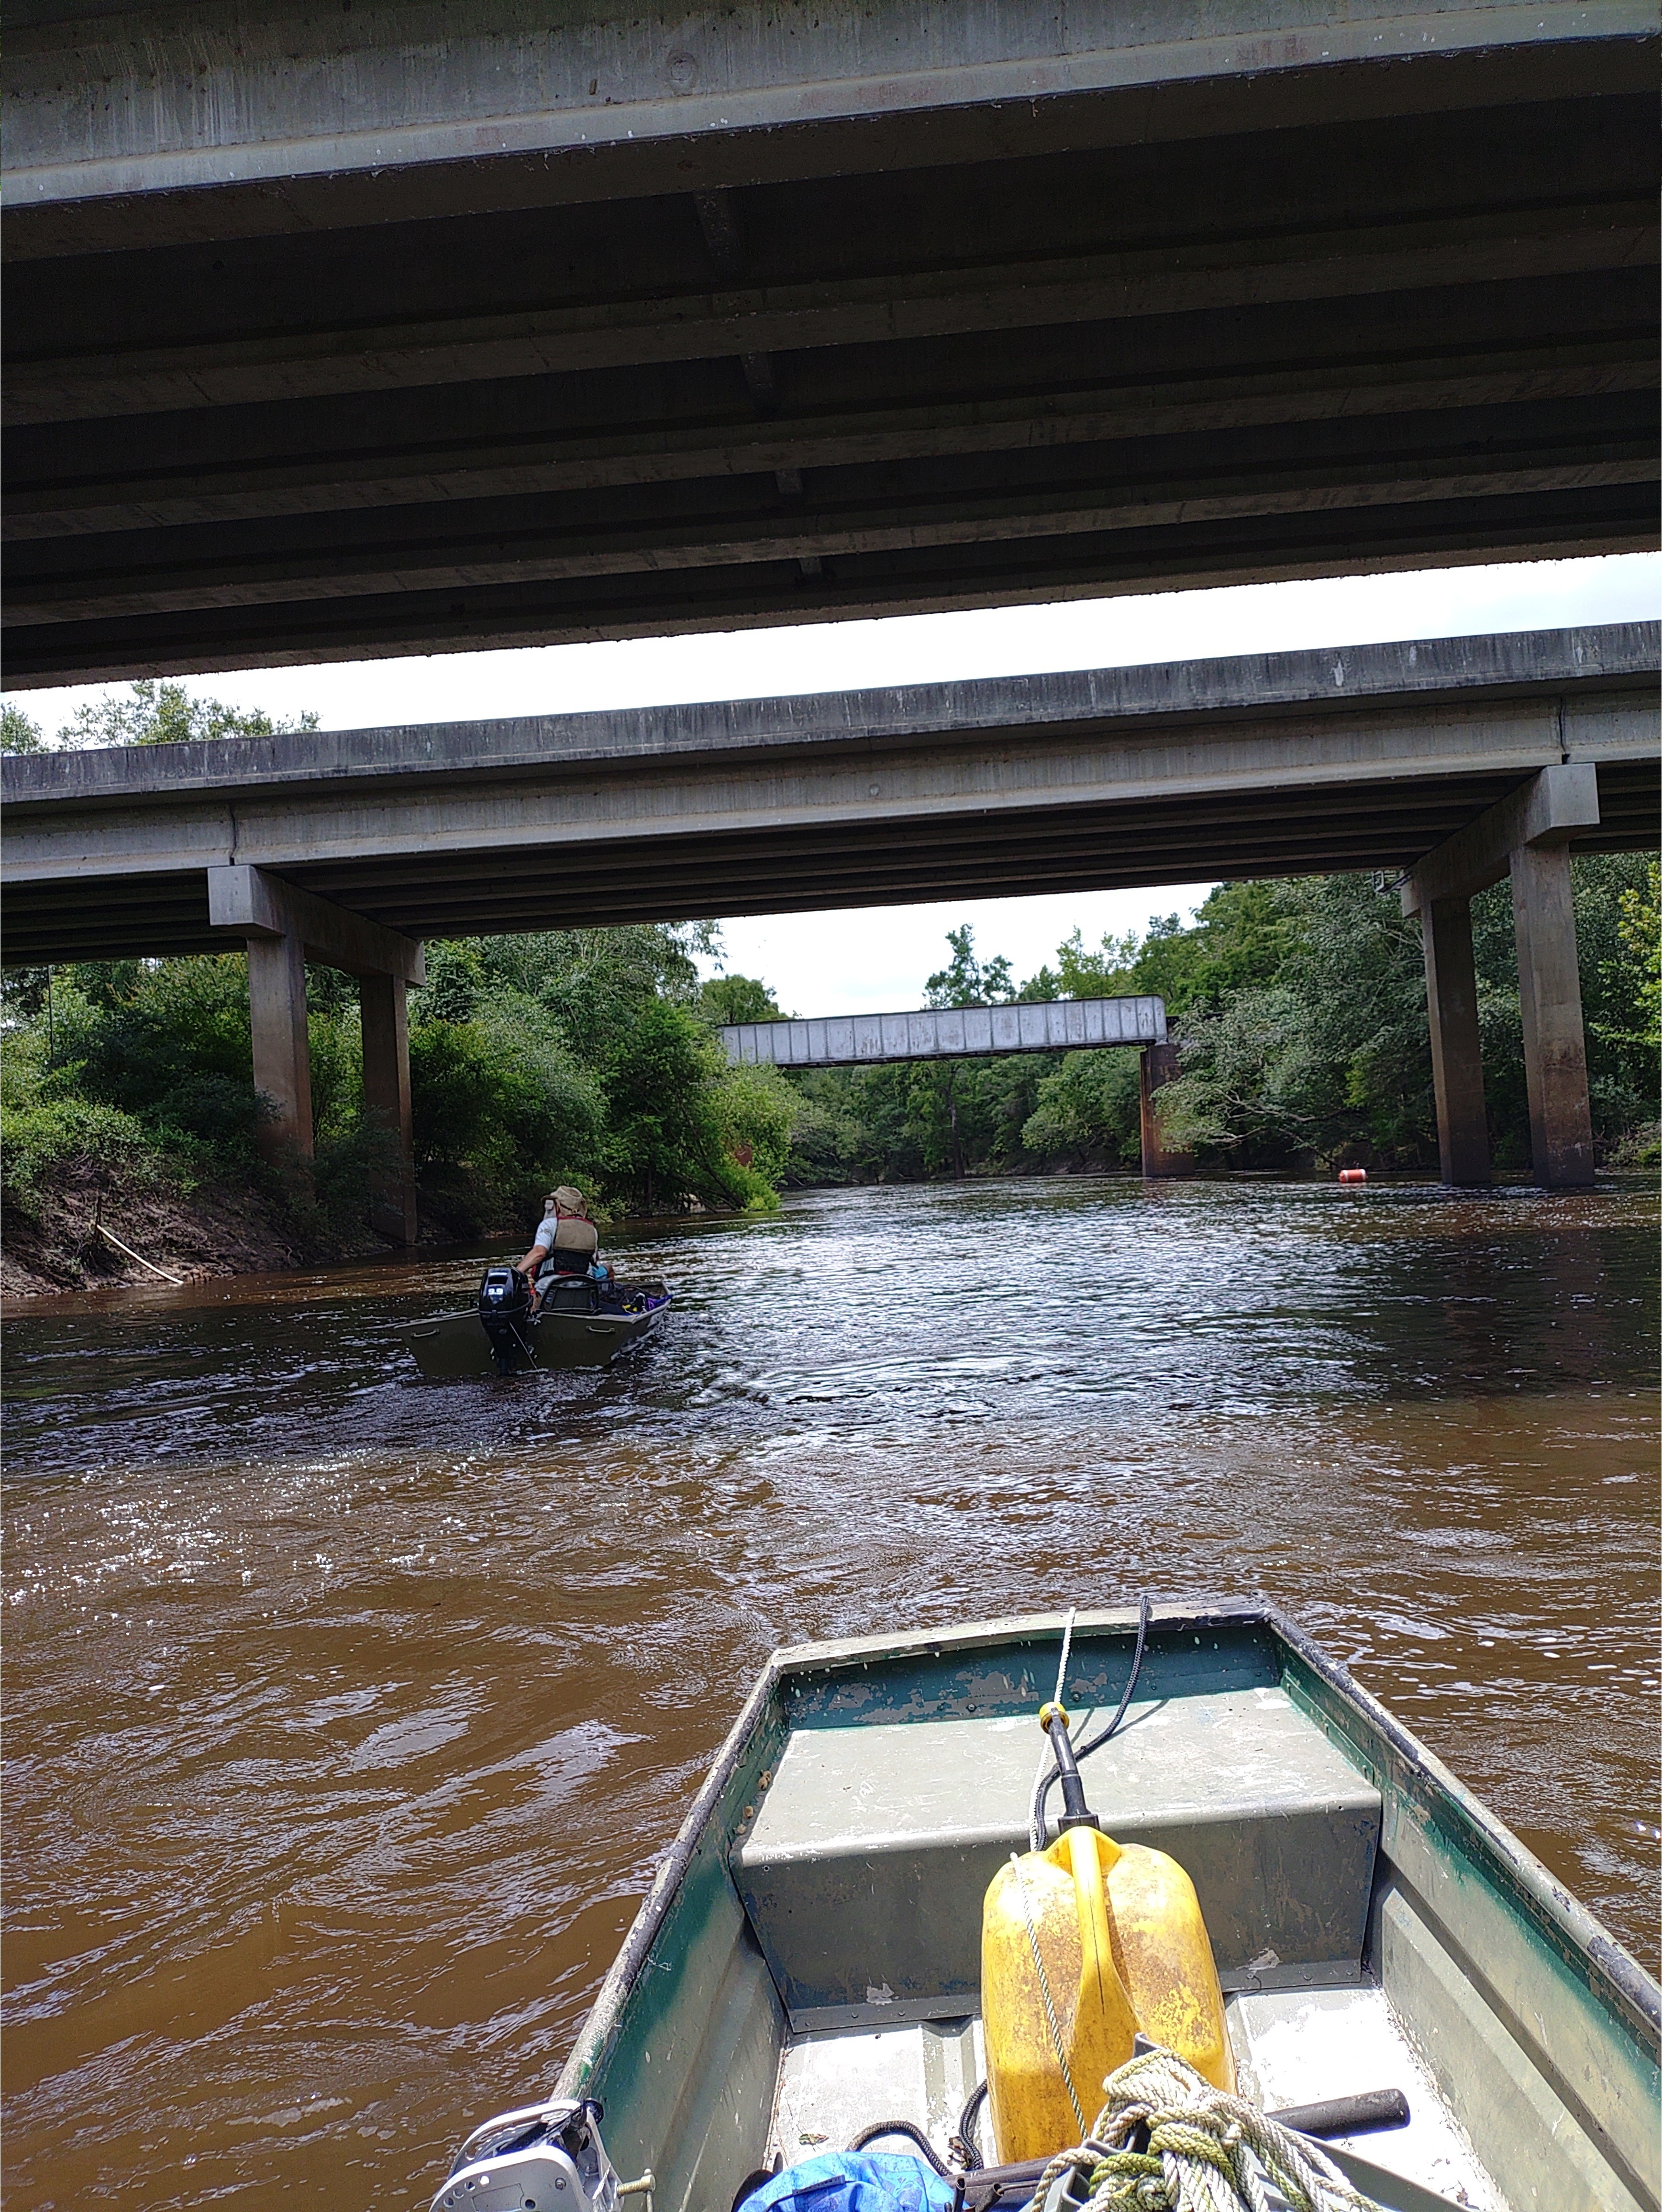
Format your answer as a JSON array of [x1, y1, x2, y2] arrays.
[[3, 0, 1657, 685], [3, 624, 1654, 1198], [3, 627, 1654, 963]]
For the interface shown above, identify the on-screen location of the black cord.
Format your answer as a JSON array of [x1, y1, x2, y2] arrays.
[[949, 2082, 988, 2170], [848, 2121, 950, 2175], [1035, 1593, 1151, 1845]]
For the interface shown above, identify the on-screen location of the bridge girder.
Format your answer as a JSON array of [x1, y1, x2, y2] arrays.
[[2, 1, 1656, 684]]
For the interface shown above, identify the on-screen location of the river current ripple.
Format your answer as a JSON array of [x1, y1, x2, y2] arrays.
[[2, 1177, 1657, 2208]]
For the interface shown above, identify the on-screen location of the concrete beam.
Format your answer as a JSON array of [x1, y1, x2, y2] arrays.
[[720, 996, 1164, 1069], [207, 865, 422, 1199], [1400, 762, 1602, 912], [9, 346, 1649, 541], [7, 1, 1651, 254], [2, 629, 1653, 963], [14, 428, 1653, 621], [14, 206, 1651, 426], [1404, 765, 1603, 1187], [1511, 845, 1596, 1186], [246, 929, 313, 1167], [206, 864, 424, 983]]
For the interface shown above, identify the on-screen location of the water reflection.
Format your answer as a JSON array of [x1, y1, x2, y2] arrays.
[[3, 1177, 1656, 2209]]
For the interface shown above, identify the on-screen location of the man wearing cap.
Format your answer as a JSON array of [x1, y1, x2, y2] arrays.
[[517, 1186, 600, 1308]]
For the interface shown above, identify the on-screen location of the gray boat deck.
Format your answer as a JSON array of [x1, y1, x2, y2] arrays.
[[740, 1677, 1495, 2207], [769, 1993, 1501, 2212], [734, 1684, 1379, 2028], [555, 1606, 1662, 2212]]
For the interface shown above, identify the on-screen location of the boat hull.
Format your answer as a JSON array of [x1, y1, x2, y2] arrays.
[[403, 1284, 668, 1377], [540, 1602, 1660, 2212]]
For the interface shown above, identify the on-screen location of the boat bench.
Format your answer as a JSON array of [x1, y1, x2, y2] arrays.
[[731, 1685, 1380, 2029]]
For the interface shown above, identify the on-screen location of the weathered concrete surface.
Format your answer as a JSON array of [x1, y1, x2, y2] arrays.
[[720, 996, 1164, 1070], [245, 929, 313, 1166], [1400, 761, 1604, 912], [359, 973, 417, 1244], [1404, 763, 1616, 1187], [3, 627, 1655, 963], [1420, 897, 1491, 1187], [1511, 845, 1597, 1187], [3, 1, 1653, 682], [8, 0, 1650, 238], [206, 864, 425, 984], [207, 865, 422, 1191], [1140, 1042, 1196, 1180]]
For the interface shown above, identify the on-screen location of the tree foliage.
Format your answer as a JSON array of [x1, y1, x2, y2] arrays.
[[782, 863, 1660, 1183], [2, 921, 801, 1246], [3, 678, 320, 752]]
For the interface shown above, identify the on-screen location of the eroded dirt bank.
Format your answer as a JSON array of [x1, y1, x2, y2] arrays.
[[0, 1158, 314, 1296]]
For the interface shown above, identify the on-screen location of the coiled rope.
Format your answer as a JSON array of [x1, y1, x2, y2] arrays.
[[1030, 2047, 1383, 2212]]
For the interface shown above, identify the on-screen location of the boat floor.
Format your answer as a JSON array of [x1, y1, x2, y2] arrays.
[[768, 1984, 1500, 2212]]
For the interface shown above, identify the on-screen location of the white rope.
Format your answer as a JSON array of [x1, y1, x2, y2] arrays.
[[1030, 1607, 1077, 1852], [1053, 1608, 1076, 1707], [1032, 2046, 1385, 2212]]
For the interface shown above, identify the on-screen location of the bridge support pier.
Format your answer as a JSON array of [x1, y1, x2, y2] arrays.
[[1403, 763, 1599, 1189], [1510, 843, 1596, 1188], [245, 927, 314, 1167], [208, 866, 425, 1235], [359, 972, 418, 1244], [1419, 896, 1490, 1186], [1140, 1042, 1194, 1179]]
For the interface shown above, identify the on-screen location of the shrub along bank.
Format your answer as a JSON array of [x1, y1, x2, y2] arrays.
[[1, 925, 797, 1293], [773, 859, 1661, 1184]]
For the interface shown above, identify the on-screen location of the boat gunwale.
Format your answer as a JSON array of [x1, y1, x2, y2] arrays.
[[557, 1595, 1660, 2114]]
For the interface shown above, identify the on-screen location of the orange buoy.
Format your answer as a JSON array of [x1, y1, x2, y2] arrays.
[[1338, 1167, 1367, 1183]]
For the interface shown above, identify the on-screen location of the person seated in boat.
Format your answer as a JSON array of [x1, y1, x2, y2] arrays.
[[517, 1187, 600, 1307]]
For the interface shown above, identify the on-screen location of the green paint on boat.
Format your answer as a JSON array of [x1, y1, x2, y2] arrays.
[[511, 1602, 1658, 2212]]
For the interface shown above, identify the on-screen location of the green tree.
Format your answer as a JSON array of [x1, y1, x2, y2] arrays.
[[1614, 858, 1661, 1049], [53, 679, 320, 749], [603, 998, 764, 1213], [925, 924, 1013, 1009], [699, 973, 785, 1024], [1, 704, 44, 754], [1021, 1051, 1143, 1166]]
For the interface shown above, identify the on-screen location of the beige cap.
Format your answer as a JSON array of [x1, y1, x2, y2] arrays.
[[552, 1185, 587, 1213]]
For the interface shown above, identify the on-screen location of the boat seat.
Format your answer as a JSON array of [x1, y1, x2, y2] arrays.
[[731, 1685, 1381, 2030]]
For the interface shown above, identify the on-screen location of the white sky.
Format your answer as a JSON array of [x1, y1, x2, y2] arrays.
[[11, 553, 1655, 1016]]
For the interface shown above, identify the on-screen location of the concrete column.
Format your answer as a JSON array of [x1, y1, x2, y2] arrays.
[[1140, 1042, 1193, 1178], [1510, 843, 1595, 1187], [360, 972, 417, 1243], [1419, 895, 1489, 1186], [246, 929, 313, 1163], [209, 865, 424, 1195]]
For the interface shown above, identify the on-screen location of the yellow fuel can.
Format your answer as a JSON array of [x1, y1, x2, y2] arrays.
[[981, 1825, 1234, 2162]]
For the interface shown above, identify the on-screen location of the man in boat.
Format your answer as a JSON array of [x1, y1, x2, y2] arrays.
[[516, 1187, 602, 1308]]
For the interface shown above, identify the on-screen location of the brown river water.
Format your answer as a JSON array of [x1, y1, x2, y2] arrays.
[[2, 1176, 1657, 2209]]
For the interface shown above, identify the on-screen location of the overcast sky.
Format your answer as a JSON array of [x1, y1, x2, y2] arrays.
[[11, 553, 1655, 1015]]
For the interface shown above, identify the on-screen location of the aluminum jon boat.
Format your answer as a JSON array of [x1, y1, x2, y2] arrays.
[[402, 1276, 670, 1379], [432, 1600, 1659, 2212]]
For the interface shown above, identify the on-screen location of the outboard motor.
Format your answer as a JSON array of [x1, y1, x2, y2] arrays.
[[477, 1265, 533, 1375], [432, 2097, 623, 2212]]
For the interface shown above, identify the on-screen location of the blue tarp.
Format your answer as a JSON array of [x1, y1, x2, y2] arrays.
[[736, 2153, 959, 2212]]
